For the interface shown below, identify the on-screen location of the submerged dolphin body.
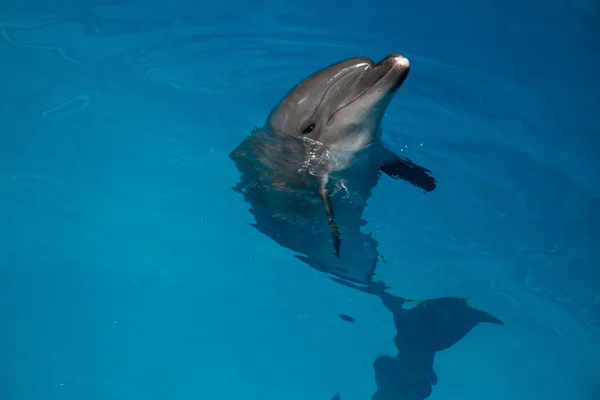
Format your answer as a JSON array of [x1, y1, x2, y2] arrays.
[[229, 53, 436, 285], [329, 278, 505, 400]]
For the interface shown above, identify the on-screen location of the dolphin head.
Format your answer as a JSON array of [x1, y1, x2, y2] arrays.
[[266, 53, 410, 151]]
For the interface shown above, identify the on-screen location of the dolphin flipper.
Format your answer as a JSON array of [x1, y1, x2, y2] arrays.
[[318, 176, 341, 258], [379, 148, 436, 192], [468, 306, 505, 326]]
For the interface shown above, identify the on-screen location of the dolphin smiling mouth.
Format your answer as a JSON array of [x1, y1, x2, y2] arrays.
[[329, 54, 410, 121], [363, 53, 411, 93]]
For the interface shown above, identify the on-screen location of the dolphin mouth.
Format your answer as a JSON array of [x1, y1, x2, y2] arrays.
[[365, 53, 411, 93], [329, 54, 410, 120]]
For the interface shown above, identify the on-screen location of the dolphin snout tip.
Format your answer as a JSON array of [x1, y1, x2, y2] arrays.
[[392, 54, 410, 69], [379, 53, 410, 70]]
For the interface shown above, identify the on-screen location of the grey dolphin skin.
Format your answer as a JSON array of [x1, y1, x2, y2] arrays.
[[229, 53, 436, 285]]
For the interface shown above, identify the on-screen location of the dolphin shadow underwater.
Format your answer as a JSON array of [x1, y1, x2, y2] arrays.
[[330, 278, 504, 400], [229, 53, 436, 285]]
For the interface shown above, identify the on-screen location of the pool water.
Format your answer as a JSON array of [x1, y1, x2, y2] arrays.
[[0, 1, 599, 399]]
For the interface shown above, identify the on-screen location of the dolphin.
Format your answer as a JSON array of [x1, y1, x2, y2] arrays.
[[229, 53, 436, 285]]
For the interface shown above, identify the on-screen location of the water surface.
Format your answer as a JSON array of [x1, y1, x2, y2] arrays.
[[1, 1, 599, 399]]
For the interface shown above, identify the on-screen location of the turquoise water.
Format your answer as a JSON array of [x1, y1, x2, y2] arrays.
[[1, 1, 599, 399]]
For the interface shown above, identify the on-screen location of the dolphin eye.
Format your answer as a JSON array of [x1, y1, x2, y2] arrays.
[[302, 123, 315, 134]]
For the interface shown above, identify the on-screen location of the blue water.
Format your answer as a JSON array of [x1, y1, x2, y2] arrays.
[[1, 0, 599, 399]]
